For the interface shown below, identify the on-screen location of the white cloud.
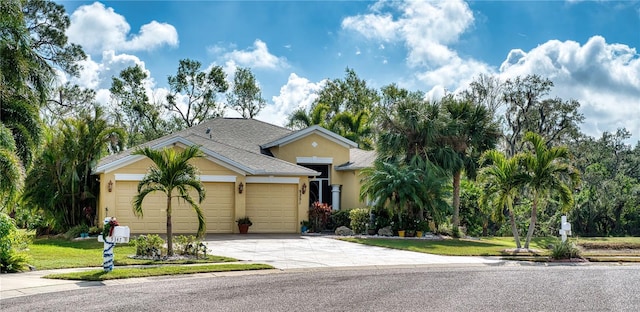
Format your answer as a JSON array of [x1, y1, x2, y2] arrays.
[[499, 35, 640, 141], [257, 73, 325, 126], [209, 40, 289, 74], [342, 0, 475, 66], [342, 0, 490, 93], [66, 2, 178, 54], [71, 50, 147, 90]]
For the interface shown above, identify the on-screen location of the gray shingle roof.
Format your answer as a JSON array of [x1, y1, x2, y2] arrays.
[[336, 149, 376, 171], [95, 118, 315, 176]]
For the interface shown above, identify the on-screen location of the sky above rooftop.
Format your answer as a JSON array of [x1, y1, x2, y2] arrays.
[[58, 0, 640, 144]]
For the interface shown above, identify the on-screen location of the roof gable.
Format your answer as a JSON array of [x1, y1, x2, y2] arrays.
[[261, 125, 358, 149]]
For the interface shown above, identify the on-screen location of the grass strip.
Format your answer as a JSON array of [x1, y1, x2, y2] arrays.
[[43, 263, 274, 281], [28, 238, 236, 270], [340, 237, 553, 256]]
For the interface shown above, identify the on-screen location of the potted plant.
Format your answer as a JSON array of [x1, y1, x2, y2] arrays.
[[416, 220, 430, 238], [236, 217, 252, 234]]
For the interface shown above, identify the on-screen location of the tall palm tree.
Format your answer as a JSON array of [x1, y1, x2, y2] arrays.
[[478, 150, 529, 248], [521, 132, 580, 248], [440, 96, 500, 236], [132, 146, 206, 256], [22, 108, 125, 229], [0, 124, 23, 210]]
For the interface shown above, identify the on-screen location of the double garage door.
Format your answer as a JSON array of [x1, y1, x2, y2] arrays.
[[113, 181, 298, 233]]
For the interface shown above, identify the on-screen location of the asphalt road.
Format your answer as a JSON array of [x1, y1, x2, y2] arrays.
[[2, 264, 640, 312]]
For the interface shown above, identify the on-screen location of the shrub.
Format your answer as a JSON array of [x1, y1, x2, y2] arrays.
[[132, 234, 165, 258], [330, 209, 351, 230], [551, 240, 582, 260], [174, 235, 207, 258], [349, 208, 370, 234], [309, 202, 332, 232], [64, 224, 90, 239], [0, 213, 32, 273]]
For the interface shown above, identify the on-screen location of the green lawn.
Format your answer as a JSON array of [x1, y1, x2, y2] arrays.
[[341, 236, 640, 258], [44, 263, 274, 281], [28, 237, 236, 270], [341, 237, 557, 256]]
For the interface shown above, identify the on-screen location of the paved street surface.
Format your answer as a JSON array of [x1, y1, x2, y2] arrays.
[[3, 265, 640, 311], [0, 235, 500, 299]]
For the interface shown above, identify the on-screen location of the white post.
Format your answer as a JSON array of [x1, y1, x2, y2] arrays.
[[559, 215, 572, 243], [331, 184, 341, 211]]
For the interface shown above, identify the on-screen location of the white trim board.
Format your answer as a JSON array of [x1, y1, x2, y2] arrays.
[[114, 174, 236, 183], [246, 177, 300, 184], [296, 156, 333, 164]]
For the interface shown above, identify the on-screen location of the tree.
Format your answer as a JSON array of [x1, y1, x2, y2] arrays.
[[520, 132, 580, 248], [375, 85, 440, 162], [0, 124, 23, 210], [1, 0, 85, 170], [439, 95, 500, 236], [501, 75, 584, 156], [44, 83, 95, 125], [132, 146, 206, 256], [568, 129, 639, 236], [110, 65, 169, 146], [166, 59, 228, 129], [479, 150, 529, 248], [287, 68, 378, 149], [227, 67, 266, 119], [360, 156, 450, 229], [22, 108, 124, 230]]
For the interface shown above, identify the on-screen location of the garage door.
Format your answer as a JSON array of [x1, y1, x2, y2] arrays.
[[245, 183, 297, 233], [114, 181, 234, 234]]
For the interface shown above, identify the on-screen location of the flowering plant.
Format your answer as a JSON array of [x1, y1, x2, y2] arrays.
[[309, 202, 332, 232], [102, 217, 119, 240]]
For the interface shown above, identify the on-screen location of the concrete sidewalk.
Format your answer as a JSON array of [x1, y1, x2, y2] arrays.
[[1, 235, 503, 300]]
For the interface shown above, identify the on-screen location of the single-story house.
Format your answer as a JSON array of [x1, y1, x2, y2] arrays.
[[95, 118, 375, 234]]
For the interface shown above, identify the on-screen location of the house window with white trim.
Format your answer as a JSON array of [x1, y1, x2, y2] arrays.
[[299, 164, 331, 207]]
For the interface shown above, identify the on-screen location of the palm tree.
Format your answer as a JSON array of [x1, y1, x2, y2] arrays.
[[360, 156, 450, 228], [0, 124, 23, 210], [22, 108, 125, 229], [521, 132, 580, 249], [132, 146, 206, 256], [440, 96, 500, 236], [478, 150, 529, 248]]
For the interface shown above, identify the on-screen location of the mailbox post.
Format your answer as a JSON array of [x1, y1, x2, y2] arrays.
[[98, 217, 130, 272], [559, 215, 572, 243]]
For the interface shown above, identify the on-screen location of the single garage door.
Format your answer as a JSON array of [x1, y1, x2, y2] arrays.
[[245, 183, 298, 233], [114, 181, 234, 234]]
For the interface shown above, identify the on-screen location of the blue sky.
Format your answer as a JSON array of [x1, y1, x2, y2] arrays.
[[58, 0, 640, 144]]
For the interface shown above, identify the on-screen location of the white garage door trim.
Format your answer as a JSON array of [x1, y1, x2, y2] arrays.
[[114, 173, 236, 182], [246, 177, 299, 184]]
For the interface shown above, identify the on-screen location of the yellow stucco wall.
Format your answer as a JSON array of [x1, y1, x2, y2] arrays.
[[336, 170, 368, 209], [98, 146, 310, 233], [269, 132, 363, 211]]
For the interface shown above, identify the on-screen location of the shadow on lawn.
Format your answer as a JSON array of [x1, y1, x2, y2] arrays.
[[33, 237, 109, 250]]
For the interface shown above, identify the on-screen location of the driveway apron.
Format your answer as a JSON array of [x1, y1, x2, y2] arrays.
[[204, 234, 502, 269]]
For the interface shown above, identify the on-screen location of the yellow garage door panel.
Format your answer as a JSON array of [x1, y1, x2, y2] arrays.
[[246, 184, 297, 233], [114, 181, 234, 234]]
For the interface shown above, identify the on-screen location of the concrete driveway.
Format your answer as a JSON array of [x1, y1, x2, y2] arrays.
[[204, 234, 502, 269]]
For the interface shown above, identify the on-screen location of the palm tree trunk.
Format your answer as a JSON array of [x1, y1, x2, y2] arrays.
[[509, 208, 521, 249], [524, 196, 538, 249], [166, 196, 173, 256], [452, 170, 461, 237]]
